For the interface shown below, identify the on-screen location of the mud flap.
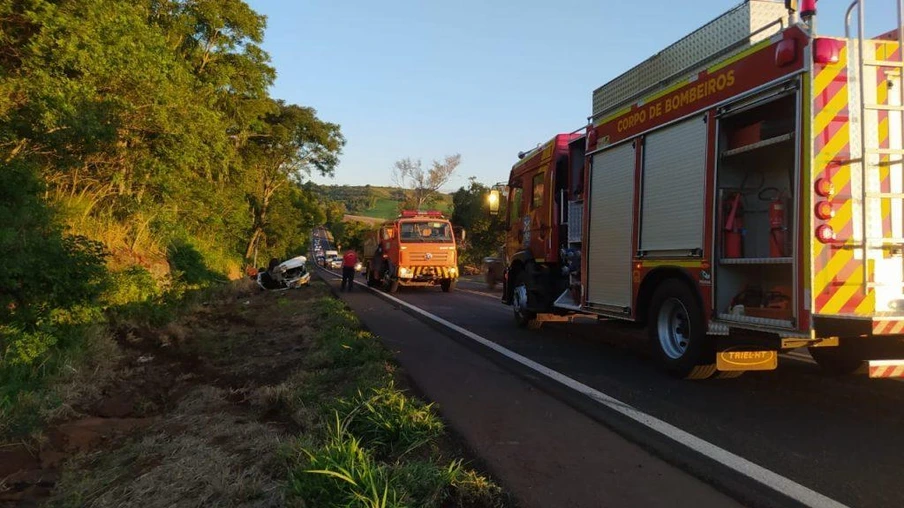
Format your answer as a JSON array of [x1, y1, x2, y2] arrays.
[[716, 328, 780, 372]]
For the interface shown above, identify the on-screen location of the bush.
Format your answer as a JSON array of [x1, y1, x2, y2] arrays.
[[103, 266, 160, 307], [167, 240, 220, 286]]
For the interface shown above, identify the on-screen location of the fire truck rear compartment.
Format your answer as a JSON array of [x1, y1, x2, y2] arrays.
[[715, 92, 797, 328]]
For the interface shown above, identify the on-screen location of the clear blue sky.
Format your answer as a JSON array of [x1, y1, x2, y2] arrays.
[[247, 0, 897, 191]]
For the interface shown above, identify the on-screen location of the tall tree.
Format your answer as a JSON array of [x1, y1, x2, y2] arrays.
[[392, 154, 461, 210], [242, 101, 345, 260]]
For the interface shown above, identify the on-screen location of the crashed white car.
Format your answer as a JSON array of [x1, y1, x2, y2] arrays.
[[257, 256, 311, 290]]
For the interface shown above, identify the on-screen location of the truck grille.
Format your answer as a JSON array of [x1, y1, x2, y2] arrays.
[[408, 252, 450, 263]]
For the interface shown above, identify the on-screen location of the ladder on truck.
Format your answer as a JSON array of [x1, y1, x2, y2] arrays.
[[847, 0, 904, 309]]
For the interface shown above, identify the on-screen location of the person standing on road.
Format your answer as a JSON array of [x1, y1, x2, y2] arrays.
[[341, 249, 358, 292]]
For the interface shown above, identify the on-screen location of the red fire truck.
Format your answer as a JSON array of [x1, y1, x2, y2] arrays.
[[501, 0, 904, 378]]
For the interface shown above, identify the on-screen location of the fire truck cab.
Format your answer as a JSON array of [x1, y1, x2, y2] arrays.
[[502, 0, 904, 379]]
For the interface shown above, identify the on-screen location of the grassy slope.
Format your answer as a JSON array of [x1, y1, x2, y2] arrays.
[[361, 195, 454, 220]]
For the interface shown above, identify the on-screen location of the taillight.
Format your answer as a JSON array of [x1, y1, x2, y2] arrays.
[[815, 201, 835, 220], [816, 225, 836, 243]]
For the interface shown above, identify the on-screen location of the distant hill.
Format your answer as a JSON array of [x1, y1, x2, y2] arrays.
[[309, 184, 453, 220]]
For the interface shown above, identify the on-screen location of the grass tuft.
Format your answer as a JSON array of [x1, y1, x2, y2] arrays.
[[338, 383, 445, 460], [286, 414, 402, 508]]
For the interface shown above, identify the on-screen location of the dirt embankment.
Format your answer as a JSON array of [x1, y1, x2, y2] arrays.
[[0, 280, 317, 507]]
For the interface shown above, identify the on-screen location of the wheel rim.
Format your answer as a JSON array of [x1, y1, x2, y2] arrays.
[[657, 298, 690, 360], [513, 284, 528, 317]]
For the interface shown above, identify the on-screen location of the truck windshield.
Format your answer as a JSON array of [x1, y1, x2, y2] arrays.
[[399, 221, 454, 243]]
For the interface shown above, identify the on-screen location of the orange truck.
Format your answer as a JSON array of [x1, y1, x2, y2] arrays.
[[499, 0, 904, 379], [363, 210, 460, 293]]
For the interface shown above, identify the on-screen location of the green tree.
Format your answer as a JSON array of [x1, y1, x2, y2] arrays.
[[242, 101, 345, 260], [0, 0, 348, 436], [451, 178, 507, 268]]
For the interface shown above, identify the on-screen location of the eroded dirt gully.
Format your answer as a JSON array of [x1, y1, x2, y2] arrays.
[[0, 280, 320, 507]]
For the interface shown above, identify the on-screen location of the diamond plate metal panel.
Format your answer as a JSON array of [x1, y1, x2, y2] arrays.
[[592, 1, 788, 118]]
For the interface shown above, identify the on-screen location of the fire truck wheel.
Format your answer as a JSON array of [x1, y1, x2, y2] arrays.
[[809, 341, 868, 375], [441, 278, 456, 292], [512, 271, 536, 328], [388, 279, 399, 294], [648, 280, 714, 379]]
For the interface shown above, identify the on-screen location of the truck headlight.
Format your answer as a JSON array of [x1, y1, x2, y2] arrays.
[[449, 267, 457, 276], [399, 267, 411, 277]]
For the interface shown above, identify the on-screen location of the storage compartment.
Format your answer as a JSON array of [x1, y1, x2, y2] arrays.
[[715, 92, 797, 326]]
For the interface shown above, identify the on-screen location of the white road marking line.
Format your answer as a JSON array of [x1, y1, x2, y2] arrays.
[[316, 267, 847, 508], [457, 287, 502, 300]]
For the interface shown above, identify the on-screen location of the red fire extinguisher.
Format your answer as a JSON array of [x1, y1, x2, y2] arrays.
[[723, 193, 744, 258], [769, 194, 786, 257]]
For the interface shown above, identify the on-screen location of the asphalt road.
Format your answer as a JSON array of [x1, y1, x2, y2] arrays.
[[328, 268, 904, 508]]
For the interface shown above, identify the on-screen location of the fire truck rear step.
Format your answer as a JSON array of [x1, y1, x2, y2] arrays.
[[553, 289, 582, 312], [717, 313, 794, 329], [867, 359, 904, 378]]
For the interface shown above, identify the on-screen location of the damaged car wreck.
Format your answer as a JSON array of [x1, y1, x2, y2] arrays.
[[256, 256, 311, 291]]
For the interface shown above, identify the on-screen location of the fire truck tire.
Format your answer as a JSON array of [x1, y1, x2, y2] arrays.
[[388, 279, 399, 294], [441, 278, 456, 292], [809, 341, 867, 375], [512, 271, 536, 328], [648, 280, 714, 379]]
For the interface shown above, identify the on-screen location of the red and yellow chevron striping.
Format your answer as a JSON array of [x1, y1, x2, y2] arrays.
[[872, 319, 904, 335], [868, 360, 904, 378], [812, 40, 902, 318], [812, 43, 862, 315]]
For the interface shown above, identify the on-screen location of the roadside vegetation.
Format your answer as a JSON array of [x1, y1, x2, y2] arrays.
[[451, 178, 508, 270], [282, 291, 506, 507], [19, 279, 508, 507], [1, 0, 342, 442]]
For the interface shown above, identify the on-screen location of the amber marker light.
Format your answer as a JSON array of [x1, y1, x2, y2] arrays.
[[815, 201, 835, 220]]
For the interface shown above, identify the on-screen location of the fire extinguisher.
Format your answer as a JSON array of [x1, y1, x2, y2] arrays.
[[764, 188, 786, 257], [723, 192, 744, 258]]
